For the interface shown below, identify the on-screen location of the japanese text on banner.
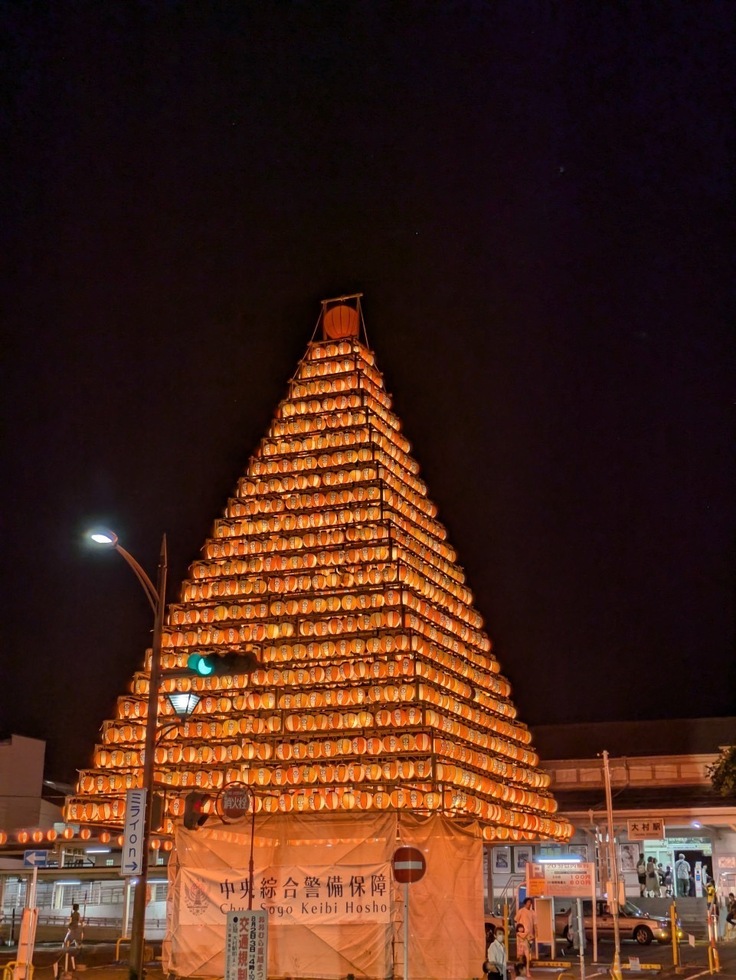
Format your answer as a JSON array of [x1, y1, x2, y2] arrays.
[[180, 864, 391, 925]]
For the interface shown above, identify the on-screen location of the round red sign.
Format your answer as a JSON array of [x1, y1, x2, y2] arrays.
[[392, 845, 426, 883], [219, 782, 252, 821]]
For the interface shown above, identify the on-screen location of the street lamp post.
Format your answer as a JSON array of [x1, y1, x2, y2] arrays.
[[601, 749, 623, 980], [90, 531, 167, 980]]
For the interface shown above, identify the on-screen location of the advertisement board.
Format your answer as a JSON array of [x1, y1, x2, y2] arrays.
[[526, 862, 596, 898], [225, 911, 268, 980]]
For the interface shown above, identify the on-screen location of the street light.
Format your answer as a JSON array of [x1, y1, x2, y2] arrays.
[[90, 529, 167, 980], [166, 692, 202, 717], [601, 749, 623, 980]]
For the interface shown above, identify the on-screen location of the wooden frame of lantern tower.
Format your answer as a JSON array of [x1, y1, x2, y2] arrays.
[[66, 296, 572, 848]]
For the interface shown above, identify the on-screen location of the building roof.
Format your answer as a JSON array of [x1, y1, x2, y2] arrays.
[[532, 717, 736, 762], [552, 784, 729, 813]]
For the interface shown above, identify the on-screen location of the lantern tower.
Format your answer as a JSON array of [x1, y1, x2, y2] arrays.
[[66, 296, 572, 843]]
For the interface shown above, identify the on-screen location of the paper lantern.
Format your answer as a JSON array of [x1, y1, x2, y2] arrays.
[[324, 791, 340, 810]]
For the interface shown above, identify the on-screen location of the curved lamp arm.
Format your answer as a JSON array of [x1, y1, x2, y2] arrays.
[[114, 544, 159, 614], [89, 530, 159, 613]]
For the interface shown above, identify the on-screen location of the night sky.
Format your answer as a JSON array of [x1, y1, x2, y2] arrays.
[[2, 2, 733, 785]]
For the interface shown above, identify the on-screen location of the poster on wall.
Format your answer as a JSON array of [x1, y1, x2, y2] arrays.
[[514, 847, 533, 874], [619, 844, 639, 873], [225, 911, 268, 980], [493, 847, 511, 873]]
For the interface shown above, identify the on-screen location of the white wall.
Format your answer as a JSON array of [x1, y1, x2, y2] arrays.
[[0, 735, 57, 830]]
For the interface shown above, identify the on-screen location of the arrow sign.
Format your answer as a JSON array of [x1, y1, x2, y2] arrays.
[[121, 788, 146, 877], [23, 850, 49, 868]]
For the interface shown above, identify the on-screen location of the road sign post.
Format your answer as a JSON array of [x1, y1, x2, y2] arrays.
[[527, 862, 597, 979], [393, 847, 426, 980], [23, 851, 48, 869], [217, 783, 257, 909], [13, 868, 38, 980], [219, 782, 251, 822]]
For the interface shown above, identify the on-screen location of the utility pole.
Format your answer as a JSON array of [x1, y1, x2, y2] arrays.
[[601, 750, 623, 980]]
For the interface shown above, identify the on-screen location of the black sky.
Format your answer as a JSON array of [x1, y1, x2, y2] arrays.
[[2, 1, 734, 784]]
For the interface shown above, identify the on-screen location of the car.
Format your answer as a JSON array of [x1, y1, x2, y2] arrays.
[[484, 911, 512, 944], [555, 899, 684, 946]]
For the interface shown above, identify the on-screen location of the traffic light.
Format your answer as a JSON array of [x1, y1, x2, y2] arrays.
[[183, 791, 211, 830], [186, 653, 217, 676], [186, 650, 259, 677]]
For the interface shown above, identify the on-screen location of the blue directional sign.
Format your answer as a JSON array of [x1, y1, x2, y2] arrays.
[[122, 788, 147, 877], [23, 849, 49, 868]]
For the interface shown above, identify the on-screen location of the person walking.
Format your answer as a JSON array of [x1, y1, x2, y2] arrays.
[[663, 866, 674, 896], [63, 903, 83, 948], [514, 924, 532, 976], [515, 898, 535, 975], [636, 855, 647, 897], [675, 854, 691, 898], [646, 857, 660, 897], [515, 898, 536, 942], [725, 893, 736, 941]]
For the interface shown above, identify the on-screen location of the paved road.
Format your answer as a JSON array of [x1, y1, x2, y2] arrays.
[[531, 937, 736, 979], [2, 939, 736, 978]]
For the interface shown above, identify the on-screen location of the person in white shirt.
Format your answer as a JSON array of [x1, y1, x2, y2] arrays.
[[675, 854, 691, 897], [486, 928, 507, 978]]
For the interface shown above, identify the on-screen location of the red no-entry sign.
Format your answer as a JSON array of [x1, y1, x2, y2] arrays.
[[392, 846, 426, 883]]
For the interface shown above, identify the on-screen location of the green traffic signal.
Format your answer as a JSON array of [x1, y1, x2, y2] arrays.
[[186, 650, 259, 677], [187, 653, 215, 676]]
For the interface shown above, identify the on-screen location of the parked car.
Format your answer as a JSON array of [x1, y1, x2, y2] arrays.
[[555, 900, 683, 946], [484, 911, 512, 944]]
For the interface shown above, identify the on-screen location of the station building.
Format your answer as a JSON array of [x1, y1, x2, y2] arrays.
[[485, 716, 736, 935]]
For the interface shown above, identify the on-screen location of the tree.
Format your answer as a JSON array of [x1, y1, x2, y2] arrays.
[[707, 744, 736, 798]]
